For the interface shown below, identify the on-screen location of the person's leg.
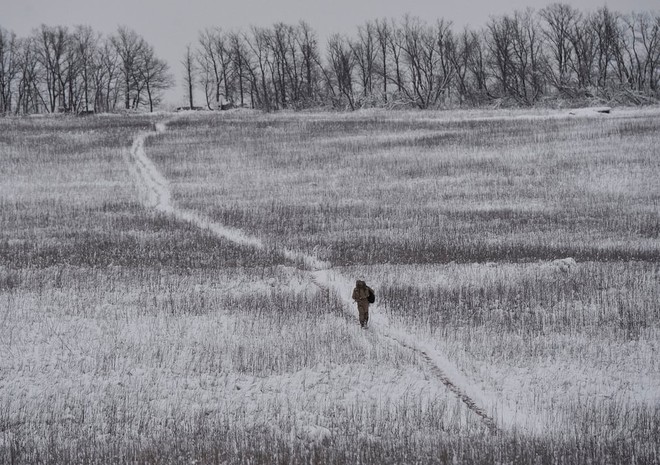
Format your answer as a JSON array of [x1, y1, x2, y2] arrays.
[[358, 303, 368, 327]]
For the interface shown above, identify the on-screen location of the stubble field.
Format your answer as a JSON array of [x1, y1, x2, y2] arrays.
[[1, 107, 659, 464]]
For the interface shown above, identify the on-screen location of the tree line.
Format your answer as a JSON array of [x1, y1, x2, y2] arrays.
[[2, 3, 659, 114], [186, 4, 660, 111], [0, 25, 172, 115]]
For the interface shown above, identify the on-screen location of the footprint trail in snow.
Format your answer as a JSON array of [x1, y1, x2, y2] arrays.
[[126, 118, 533, 435]]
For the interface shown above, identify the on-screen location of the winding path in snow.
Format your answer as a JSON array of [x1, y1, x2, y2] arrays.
[[126, 118, 507, 434]]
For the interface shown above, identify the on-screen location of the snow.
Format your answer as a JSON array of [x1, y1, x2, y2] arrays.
[[551, 257, 577, 273], [5, 109, 657, 454], [0, 301, 472, 447], [123, 119, 518, 433], [568, 106, 612, 116]]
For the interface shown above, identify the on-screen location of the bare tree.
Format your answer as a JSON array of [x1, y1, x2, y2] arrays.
[[94, 37, 120, 112], [399, 17, 455, 108], [374, 19, 391, 102], [568, 14, 598, 92], [269, 23, 298, 108], [485, 11, 546, 104], [619, 12, 660, 95], [509, 9, 546, 104], [591, 7, 621, 91], [351, 21, 377, 100], [640, 14, 660, 94], [197, 28, 232, 109], [34, 25, 69, 112], [15, 36, 42, 114], [182, 44, 195, 108], [486, 15, 516, 100], [71, 25, 98, 112], [467, 30, 490, 103], [197, 30, 217, 109], [296, 21, 321, 106], [434, 20, 458, 105], [112, 26, 145, 110], [540, 3, 581, 95], [215, 31, 234, 104], [139, 43, 173, 112], [327, 33, 356, 109], [0, 27, 19, 114], [282, 23, 303, 105], [62, 31, 83, 112], [387, 20, 406, 94], [197, 28, 234, 105], [450, 28, 477, 105], [229, 32, 248, 107], [246, 26, 272, 110]]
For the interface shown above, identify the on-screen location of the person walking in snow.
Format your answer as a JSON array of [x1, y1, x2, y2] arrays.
[[352, 280, 374, 328]]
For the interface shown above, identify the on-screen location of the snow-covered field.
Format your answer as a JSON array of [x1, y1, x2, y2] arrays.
[[1, 108, 659, 464]]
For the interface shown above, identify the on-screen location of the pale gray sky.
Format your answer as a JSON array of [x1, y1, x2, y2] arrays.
[[2, 0, 658, 105]]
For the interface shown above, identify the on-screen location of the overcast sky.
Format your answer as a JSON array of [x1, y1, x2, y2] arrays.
[[2, 0, 658, 105]]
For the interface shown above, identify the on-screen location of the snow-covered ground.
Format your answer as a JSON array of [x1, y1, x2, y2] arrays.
[[1, 108, 659, 463], [131, 120, 514, 431]]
